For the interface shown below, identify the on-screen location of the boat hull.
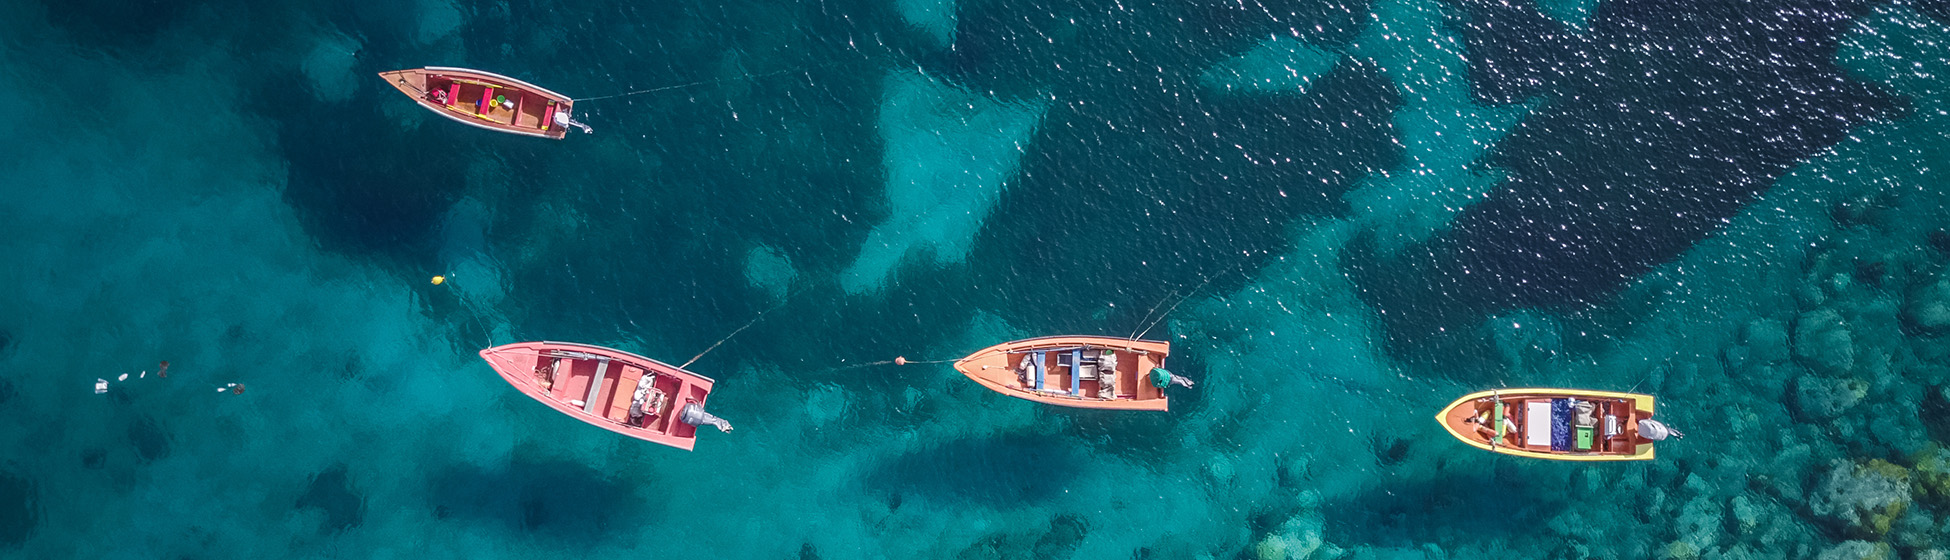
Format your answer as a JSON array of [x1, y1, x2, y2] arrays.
[[379, 67, 573, 139], [1435, 388, 1658, 461], [954, 336, 1171, 411], [479, 341, 716, 450]]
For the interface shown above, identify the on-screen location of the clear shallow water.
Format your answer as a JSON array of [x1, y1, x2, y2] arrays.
[[5, 0, 1950, 558]]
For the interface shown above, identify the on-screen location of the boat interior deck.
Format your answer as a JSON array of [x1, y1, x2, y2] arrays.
[[1449, 396, 1641, 455], [535, 353, 702, 438], [1002, 346, 1163, 401], [426, 76, 554, 131]]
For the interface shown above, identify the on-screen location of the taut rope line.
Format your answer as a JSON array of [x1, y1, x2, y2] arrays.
[[574, 64, 836, 103]]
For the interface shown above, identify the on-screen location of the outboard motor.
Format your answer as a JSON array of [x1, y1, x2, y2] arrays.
[[680, 403, 733, 433], [552, 110, 594, 134], [1638, 419, 1684, 441]]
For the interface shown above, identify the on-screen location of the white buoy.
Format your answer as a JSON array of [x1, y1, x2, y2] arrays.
[[118, 373, 128, 381]]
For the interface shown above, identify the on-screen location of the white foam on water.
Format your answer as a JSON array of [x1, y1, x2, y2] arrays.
[[1200, 36, 1339, 95], [839, 69, 1048, 294]]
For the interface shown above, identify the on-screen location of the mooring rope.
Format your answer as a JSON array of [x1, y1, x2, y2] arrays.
[[574, 64, 836, 102], [678, 292, 797, 369], [1131, 262, 1249, 341]]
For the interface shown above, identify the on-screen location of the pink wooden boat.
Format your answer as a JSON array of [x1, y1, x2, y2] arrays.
[[479, 341, 732, 451], [379, 67, 588, 139], [954, 335, 1181, 411]]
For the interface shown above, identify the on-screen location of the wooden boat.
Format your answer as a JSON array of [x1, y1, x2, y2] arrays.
[[479, 341, 732, 451], [1435, 388, 1667, 461], [379, 67, 578, 139], [954, 336, 1177, 411]]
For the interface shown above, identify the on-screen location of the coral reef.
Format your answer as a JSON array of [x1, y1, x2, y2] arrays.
[[1815, 540, 1891, 560], [1913, 444, 1950, 505], [1792, 375, 1869, 421], [1795, 309, 1857, 377], [1253, 491, 1335, 560], [1808, 460, 1912, 537], [1904, 274, 1950, 333]]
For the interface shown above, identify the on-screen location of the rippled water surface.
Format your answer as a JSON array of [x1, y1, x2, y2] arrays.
[[5, 0, 1950, 557]]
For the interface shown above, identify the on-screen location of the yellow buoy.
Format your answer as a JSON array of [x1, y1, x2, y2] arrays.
[[431, 276, 446, 285]]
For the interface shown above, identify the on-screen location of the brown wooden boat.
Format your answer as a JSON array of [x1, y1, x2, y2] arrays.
[[953, 336, 1182, 411], [379, 67, 581, 139], [1435, 388, 1675, 461]]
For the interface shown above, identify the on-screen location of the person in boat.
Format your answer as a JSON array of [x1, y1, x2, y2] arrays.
[[627, 375, 667, 427], [428, 88, 448, 105], [1096, 348, 1118, 400], [1148, 367, 1195, 389], [1463, 405, 1518, 442]]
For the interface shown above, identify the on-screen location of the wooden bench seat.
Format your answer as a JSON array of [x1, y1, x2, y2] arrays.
[[606, 366, 647, 422]]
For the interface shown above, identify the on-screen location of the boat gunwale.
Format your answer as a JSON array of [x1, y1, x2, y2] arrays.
[[527, 340, 718, 384], [423, 66, 575, 103], [1434, 388, 1657, 462]]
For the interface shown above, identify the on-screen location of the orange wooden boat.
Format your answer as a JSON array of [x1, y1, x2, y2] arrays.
[[379, 67, 586, 139], [953, 336, 1185, 411], [1435, 388, 1679, 461], [479, 341, 732, 451]]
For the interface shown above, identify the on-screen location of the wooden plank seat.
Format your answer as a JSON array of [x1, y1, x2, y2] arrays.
[[1076, 351, 1092, 394], [582, 358, 610, 414], [1032, 351, 1047, 392], [606, 366, 647, 422]]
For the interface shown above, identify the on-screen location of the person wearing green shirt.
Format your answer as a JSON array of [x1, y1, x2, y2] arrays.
[[1148, 367, 1195, 389]]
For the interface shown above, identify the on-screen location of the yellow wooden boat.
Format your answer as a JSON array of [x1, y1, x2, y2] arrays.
[[1435, 388, 1676, 461]]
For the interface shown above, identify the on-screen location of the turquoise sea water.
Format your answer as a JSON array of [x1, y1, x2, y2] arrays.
[[6, 0, 1950, 558]]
